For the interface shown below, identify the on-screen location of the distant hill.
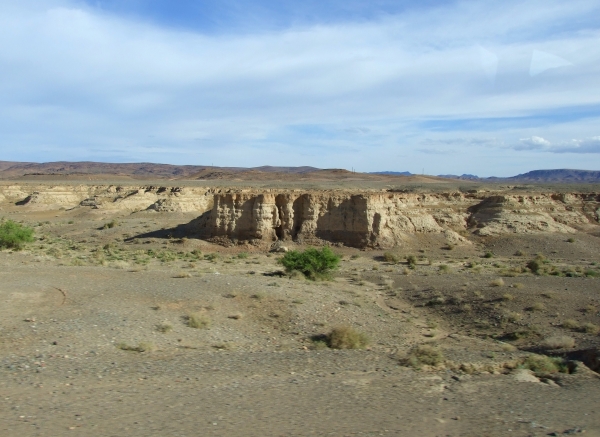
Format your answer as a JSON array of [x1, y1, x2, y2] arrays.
[[0, 161, 320, 180], [435, 169, 600, 183], [507, 169, 600, 183], [0, 161, 598, 183], [369, 171, 412, 176], [437, 174, 480, 180]]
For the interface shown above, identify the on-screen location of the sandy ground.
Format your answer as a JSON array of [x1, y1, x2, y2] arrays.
[[1, 197, 600, 437]]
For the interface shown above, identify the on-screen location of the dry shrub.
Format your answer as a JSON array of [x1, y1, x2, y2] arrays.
[[461, 304, 473, 313], [582, 323, 600, 335], [528, 302, 546, 312], [562, 319, 580, 330], [116, 342, 155, 353], [490, 278, 505, 287], [382, 252, 400, 264], [289, 270, 305, 280], [541, 335, 575, 350], [327, 326, 369, 349], [174, 272, 192, 278], [502, 293, 514, 301], [404, 345, 445, 368], [188, 312, 211, 329], [512, 283, 525, 289], [382, 279, 395, 289], [156, 323, 172, 333], [503, 311, 522, 323]]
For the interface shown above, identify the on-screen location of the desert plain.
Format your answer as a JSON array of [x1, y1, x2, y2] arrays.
[[1, 172, 600, 437]]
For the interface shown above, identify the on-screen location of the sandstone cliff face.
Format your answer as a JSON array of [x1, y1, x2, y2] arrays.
[[206, 190, 599, 248], [1, 185, 598, 248], [0, 185, 214, 213]]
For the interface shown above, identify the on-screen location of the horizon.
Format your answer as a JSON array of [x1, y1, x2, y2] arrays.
[[1, 1, 599, 177], [1, 159, 599, 179]]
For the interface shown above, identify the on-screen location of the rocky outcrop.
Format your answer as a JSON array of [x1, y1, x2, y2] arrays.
[[205, 190, 599, 248], [0, 184, 214, 213], [467, 193, 599, 236], [1, 184, 598, 248]]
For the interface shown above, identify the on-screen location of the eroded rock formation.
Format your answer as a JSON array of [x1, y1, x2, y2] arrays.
[[204, 190, 599, 248], [1, 184, 598, 248]]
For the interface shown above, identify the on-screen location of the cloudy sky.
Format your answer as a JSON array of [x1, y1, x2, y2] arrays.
[[1, 0, 599, 176]]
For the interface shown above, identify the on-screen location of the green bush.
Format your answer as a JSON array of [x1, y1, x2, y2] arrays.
[[0, 219, 34, 250], [520, 354, 567, 375], [279, 246, 341, 280]]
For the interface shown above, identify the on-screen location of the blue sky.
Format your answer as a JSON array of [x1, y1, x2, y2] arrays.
[[0, 0, 599, 176]]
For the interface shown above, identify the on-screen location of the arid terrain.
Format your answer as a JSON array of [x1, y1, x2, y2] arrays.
[[1, 176, 600, 436]]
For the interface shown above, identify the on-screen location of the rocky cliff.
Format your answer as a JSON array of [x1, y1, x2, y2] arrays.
[[1, 185, 598, 248], [204, 190, 600, 248]]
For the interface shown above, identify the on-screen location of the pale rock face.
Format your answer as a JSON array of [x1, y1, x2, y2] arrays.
[[206, 190, 599, 248], [10, 186, 93, 210], [468, 194, 587, 236], [1, 185, 598, 248]]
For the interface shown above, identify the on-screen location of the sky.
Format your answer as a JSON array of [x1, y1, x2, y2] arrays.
[[0, 0, 599, 176]]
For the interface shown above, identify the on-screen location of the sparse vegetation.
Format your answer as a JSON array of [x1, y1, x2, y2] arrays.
[[582, 323, 599, 335], [562, 319, 580, 330], [519, 354, 568, 375], [187, 312, 211, 329], [156, 323, 173, 333], [502, 311, 522, 323], [0, 219, 34, 250], [527, 302, 546, 312], [490, 278, 505, 287], [326, 326, 369, 349], [382, 252, 400, 263], [102, 220, 118, 229], [116, 342, 155, 353], [403, 345, 445, 368], [542, 335, 575, 350], [279, 246, 341, 280]]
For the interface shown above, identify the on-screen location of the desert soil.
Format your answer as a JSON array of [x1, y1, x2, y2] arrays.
[[1, 184, 600, 437]]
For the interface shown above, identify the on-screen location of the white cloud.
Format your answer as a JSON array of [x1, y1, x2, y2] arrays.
[[552, 136, 600, 153], [515, 136, 552, 150], [509, 136, 600, 154], [0, 0, 599, 173]]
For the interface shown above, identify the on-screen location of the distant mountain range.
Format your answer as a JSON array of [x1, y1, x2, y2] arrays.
[[375, 169, 600, 183], [0, 161, 598, 183]]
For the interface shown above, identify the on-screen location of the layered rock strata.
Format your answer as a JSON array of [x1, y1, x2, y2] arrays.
[[1, 185, 599, 248], [206, 191, 600, 248]]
